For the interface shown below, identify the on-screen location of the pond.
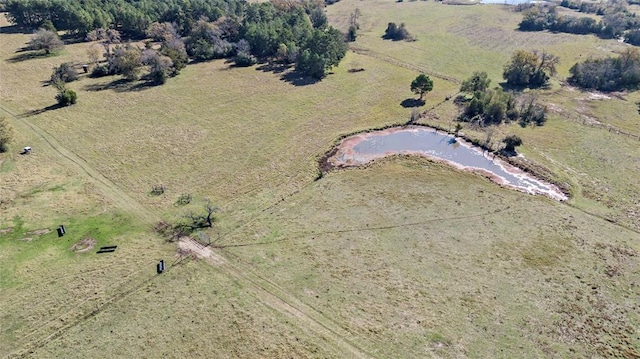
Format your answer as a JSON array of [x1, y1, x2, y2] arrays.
[[327, 126, 567, 201]]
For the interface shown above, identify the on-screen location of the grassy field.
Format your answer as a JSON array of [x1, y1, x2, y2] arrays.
[[2, 0, 640, 357]]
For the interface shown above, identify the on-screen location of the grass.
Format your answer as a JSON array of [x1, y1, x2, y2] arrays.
[[1, 1, 640, 357]]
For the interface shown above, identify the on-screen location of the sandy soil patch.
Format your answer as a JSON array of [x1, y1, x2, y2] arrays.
[[71, 238, 97, 253], [178, 237, 225, 265], [26, 228, 50, 236]]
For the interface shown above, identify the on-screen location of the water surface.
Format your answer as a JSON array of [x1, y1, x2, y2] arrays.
[[329, 127, 567, 201]]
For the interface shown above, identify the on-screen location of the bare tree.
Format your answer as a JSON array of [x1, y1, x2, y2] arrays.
[[204, 200, 217, 228], [28, 29, 63, 54], [87, 43, 102, 65]]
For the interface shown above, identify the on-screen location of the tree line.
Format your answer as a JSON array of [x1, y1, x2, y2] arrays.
[[517, 2, 639, 40], [7, 0, 347, 80]]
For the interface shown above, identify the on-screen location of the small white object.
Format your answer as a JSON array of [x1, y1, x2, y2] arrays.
[[24, 146, 31, 151]]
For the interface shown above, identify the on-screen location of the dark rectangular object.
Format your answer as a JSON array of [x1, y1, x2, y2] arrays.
[[96, 249, 116, 254], [57, 227, 64, 237], [59, 225, 65, 234], [96, 245, 118, 254]]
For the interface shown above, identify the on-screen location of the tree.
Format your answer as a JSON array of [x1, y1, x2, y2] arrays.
[[502, 135, 523, 153], [28, 29, 63, 54], [51, 62, 78, 83], [0, 118, 13, 153], [160, 37, 188, 72], [108, 43, 143, 80], [410, 74, 433, 100], [383, 22, 413, 41], [296, 27, 347, 79], [141, 49, 174, 84], [347, 25, 357, 42], [460, 71, 491, 93], [183, 200, 218, 229], [503, 49, 558, 88], [87, 28, 121, 57], [86, 44, 102, 65], [309, 7, 327, 29], [53, 80, 77, 106]]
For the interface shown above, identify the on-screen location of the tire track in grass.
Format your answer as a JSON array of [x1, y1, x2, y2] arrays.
[[181, 238, 377, 359], [0, 104, 375, 358], [0, 105, 157, 226], [350, 46, 462, 84]]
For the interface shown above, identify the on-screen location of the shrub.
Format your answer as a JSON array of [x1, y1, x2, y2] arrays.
[[234, 51, 257, 67], [28, 29, 63, 54], [55, 89, 77, 106], [91, 64, 111, 77], [503, 135, 523, 152], [383, 22, 413, 41], [0, 118, 13, 153], [51, 62, 78, 83]]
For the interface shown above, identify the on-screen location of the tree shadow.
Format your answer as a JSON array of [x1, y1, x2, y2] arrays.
[[279, 70, 321, 86], [256, 61, 293, 74], [498, 81, 550, 92], [83, 77, 159, 92], [400, 98, 425, 108], [0, 24, 27, 34], [6, 50, 55, 63], [19, 103, 64, 118]]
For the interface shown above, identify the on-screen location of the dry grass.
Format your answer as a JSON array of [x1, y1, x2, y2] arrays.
[[2, 1, 640, 358], [222, 158, 640, 358]]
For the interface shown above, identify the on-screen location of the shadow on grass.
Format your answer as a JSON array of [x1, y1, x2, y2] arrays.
[[83, 77, 160, 92], [401, 98, 426, 108], [254, 61, 320, 86], [498, 81, 550, 92], [256, 61, 292, 74], [6, 50, 57, 63], [279, 70, 321, 86], [0, 24, 27, 34], [19, 103, 64, 118]]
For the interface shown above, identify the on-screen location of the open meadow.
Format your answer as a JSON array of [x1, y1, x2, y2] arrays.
[[1, 0, 640, 357]]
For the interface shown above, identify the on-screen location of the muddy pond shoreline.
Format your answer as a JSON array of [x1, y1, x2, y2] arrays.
[[319, 125, 569, 201]]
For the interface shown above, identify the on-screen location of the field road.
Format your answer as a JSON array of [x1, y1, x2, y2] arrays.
[[0, 104, 377, 359]]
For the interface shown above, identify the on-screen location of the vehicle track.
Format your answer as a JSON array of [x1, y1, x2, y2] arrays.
[[0, 104, 375, 358]]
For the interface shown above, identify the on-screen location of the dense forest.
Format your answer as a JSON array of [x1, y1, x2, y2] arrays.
[[4, 0, 347, 79]]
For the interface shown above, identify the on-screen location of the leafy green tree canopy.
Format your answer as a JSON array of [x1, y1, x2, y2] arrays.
[[410, 74, 434, 100]]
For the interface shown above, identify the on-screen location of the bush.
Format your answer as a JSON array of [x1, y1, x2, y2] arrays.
[[383, 22, 413, 41], [90, 65, 111, 77], [55, 89, 77, 106], [0, 118, 13, 153], [28, 29, 63, 54], [234, 51, 257, 67], [51, 62, 78, 83], [503, 135, 523, 152], [503, 49, 558, 88]]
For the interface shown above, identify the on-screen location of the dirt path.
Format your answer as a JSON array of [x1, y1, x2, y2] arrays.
[[179, 237, 375, 359], [0, 104, 375, 358], [0, 105, 158, 226], [350, 45, 462, 84]]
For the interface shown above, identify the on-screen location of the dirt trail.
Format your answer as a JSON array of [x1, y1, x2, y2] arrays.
[[0, 105, 157, 225], [0, 104, 375, 358], [179, 237, 375, 359], [350, 45, 462, 84]]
